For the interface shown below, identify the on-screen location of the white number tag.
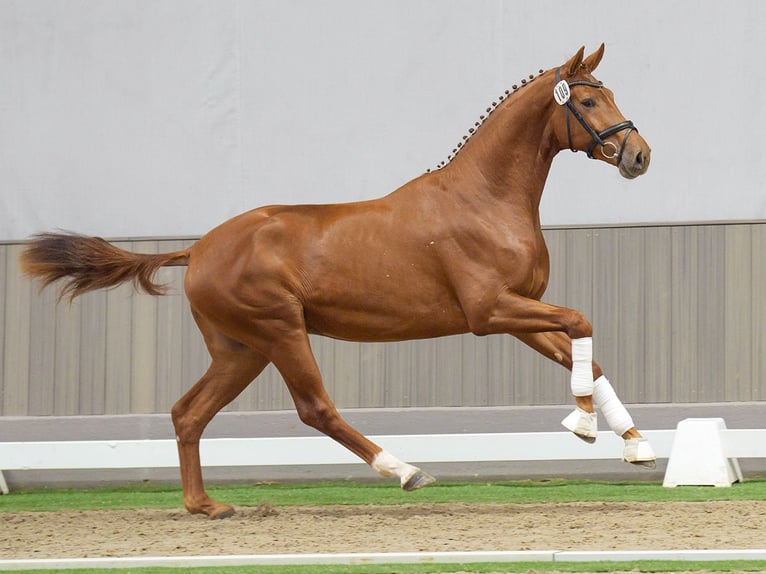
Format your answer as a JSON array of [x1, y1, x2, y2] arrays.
[[553, 80, 570, 105]]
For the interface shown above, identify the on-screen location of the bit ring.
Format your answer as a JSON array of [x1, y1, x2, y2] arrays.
[[601, 141, 619, 160]]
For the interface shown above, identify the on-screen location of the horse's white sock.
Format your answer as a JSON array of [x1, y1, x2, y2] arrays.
[[570, 337, 594, 397], [371, 449, 418, 485], [593, 375, 634, 436]]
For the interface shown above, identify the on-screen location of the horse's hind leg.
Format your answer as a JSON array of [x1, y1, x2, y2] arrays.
[[514, 331, 656, 468], [265, 324, 434, 490], [171, 321, 269, 518]]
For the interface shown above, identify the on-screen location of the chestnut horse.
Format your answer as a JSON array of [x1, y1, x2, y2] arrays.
[[21, 45, 655, 519]]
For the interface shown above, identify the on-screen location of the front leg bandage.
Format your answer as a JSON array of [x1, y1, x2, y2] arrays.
[[570, 336, 594, 396], [593, 375, 635, 436]]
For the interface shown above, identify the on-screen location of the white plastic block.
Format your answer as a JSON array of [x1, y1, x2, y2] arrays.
[[663, 418, 743, 487]]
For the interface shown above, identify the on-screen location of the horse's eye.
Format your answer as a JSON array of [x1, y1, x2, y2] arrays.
[[581, 99, 596, 109]]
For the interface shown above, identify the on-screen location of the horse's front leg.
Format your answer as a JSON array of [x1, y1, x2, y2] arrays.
[[464, 289, 655, 467], [514, 331, 656, 468], [465, 290, 599, 439]]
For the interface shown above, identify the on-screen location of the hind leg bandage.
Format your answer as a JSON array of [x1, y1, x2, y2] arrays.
[[593, 375, 634, 436]]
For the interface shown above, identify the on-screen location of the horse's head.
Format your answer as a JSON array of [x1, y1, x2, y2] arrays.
[[551, 44, 650, 179]]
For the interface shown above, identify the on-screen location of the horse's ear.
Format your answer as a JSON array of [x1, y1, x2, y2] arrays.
[[582, 43, 605, 73], [564, 46, 585, 77]]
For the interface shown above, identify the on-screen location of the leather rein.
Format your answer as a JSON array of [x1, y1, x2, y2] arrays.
[[554, 67, 636, 165]]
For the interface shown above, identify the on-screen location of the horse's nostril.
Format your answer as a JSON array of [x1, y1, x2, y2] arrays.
[[635, 151, 644, 170]]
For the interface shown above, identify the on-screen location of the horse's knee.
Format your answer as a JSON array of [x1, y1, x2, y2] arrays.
[[564, 309, 592, 339], [171, 402, 204, 443]]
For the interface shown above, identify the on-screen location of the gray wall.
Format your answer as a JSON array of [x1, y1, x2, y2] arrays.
[[3, 222, 764, 417], [3, 1, 766, 242]]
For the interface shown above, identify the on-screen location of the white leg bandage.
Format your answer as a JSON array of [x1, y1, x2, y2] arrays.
[[593, 375, 634, 436], [623, 437, 656, 464], [371, 449, 418, 486], [561, 407, 598, 441], [570, 337, 594, 396]]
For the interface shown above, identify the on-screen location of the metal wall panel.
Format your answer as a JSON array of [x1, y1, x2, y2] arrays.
[[1, 223, 765, 416], [0, 246, 6, 415], [3, 244, 31, 415], [753, 225, 766, 402]]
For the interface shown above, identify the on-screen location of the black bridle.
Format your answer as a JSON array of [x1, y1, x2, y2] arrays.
[[554, 67, 636, 166]]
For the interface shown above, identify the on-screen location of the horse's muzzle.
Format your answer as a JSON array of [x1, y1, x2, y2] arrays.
[[618, 136, 651, 179]]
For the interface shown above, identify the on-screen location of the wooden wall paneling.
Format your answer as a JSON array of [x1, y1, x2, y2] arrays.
[[3, 245, 32, 415], [670, 226, 698, 402], [616, 227, 646, 402], [591, 227, 623, 395], [384, 340, 412, 407], [104, 244, 135, 414], [723, 225, 753, 401], [752, 224, 766, 401], [129, 241, 159, 413], [510, 328, 537, 405], [359, 342, 386, 407], [460, 333, 490, 407], [434, 334, 464, 407], [3, 222, 766, 417], [519, 329, 566, 405], [27, 279, 57, 415], [696, 226, 726, 402], [0, 246, 6, 414], [79, 290, 108, 414], [53, 294, 81, 414], [564, 229, 595, 327], [329, 338, 361, 408], [535, 338, 565, 404], [409, 339, 436, 407], [486, 332, 515, 406], [643, 227, 673, 402]]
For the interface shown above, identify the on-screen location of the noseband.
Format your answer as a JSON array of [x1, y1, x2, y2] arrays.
[[554, 67, 636, 165]]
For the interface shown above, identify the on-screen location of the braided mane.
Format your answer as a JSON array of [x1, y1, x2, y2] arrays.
[[427, 68, 548, 173]]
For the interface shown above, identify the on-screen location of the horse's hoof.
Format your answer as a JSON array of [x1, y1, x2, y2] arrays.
[[402, 469, 436, 491], [630, 459, 657, 470], [209, 505, 236, 519], [622, 437, 656, 469], [561, 407, 597, 442]]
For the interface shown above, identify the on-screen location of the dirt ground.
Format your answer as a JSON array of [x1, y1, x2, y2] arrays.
[[1, 500, 765, 560]]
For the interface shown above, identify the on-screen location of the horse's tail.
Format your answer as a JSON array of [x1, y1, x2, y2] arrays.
[[20, 232, 191, 301]]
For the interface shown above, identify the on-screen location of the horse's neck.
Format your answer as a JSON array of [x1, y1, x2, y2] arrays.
[[447, 82, 557, 215]]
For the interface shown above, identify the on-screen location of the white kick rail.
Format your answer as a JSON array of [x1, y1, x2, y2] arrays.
[[1, 419, 764, 494]]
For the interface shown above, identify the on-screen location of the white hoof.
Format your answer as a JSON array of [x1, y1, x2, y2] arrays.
[[561, 407, 597, 443], [623, 437, 657, 469]]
